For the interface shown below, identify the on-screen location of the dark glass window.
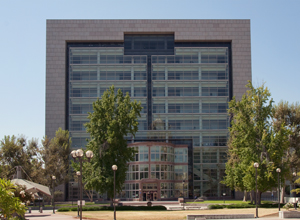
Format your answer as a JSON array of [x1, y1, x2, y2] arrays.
[[124, 35, 174, 55]]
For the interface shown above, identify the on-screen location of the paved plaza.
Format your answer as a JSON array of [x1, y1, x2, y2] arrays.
[[24, 209, 284, 220]]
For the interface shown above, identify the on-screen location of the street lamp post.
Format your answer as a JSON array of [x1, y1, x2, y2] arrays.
[[253, 162, 259, 218], [293, 172, 297, 210], [112, 165, 118, 220], [71, 183, 73, 206], [71, 149, 94, 220], [276, 168, 281, 211], [52, 176, 56, 214], [223, 193, 226, 204], [76, 171, 81, 217], [182, 180, 185, 210]]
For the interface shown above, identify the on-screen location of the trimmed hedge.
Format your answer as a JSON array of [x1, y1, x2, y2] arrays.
[[57, 205, 167, 212], [208, 203, 283, 210], [57, 208, 71, 212], [208, 204, 224, 209]]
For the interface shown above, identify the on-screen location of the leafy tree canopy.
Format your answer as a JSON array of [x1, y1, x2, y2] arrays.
[[41, 128, 71, 188], [0, 135, 43, 183], [0, 178, 27, 219], [75, 86, 142, 199], [222, 82, 290, 202]]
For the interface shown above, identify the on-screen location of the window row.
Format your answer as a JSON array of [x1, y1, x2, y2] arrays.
[[202, 136, 227, 146], [160, 183, 174, 199], [69, 88, 146, 97], [193, 181, 230, 198], [69, 118, 146, 131], [152, 87, 228, 97], [69, 103, 147, 114], [194, 149, 227, 164], [130, 145, 188, 163], [151, 54, 227, 64], [152, 70, 227, 80], [151, 119, 228, 130], [70, 70, 227, 81], [193, 165, 226, 182], [99, 71, 147, 81], [70, 55, 147, 64], [152, 103, 227, 114]]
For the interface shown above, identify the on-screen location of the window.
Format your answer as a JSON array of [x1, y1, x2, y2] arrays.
[[174, 148, 188, 163], [150, 146, 174, 162]]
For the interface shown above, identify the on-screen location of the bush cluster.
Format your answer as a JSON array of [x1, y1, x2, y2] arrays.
[[208, 203, 283, 210], [57, 205, 166, 212]]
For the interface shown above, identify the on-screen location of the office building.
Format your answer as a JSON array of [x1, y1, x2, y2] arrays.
[[46, 19, 251, 200]]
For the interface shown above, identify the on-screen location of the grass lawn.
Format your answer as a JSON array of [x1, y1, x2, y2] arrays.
[[60, 208, 280, 220]]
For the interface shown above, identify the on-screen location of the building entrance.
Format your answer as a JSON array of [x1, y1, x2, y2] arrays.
[[142, 183, 158, 201]]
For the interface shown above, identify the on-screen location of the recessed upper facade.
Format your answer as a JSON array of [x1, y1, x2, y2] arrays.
[[46, 19, 251, 199]]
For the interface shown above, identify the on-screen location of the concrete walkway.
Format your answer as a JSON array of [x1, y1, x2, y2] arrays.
[[24, 207, 283, 220], [25, 210, 77, 220]]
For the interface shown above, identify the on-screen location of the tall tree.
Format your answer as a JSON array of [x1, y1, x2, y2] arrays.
[[222, 82, 290, 204], [273, 101, 300, 197], [0, 135, 43, 183], [79, 86, 142, 201], [41, 128, 71, 188]]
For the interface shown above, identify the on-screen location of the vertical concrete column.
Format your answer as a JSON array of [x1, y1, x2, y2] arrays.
[[200, 163, 203, 196], [97, 51, 100, 64], [199, 99, 202, 113], [165, 67, 168, 80], [97, 67, 100, 80], [165, 83, 168, 97], [199, 116, 202, 130], [165, 116, 168, 131], [131, 83, 134, 98], [199, 82, 202, 96], [198, 51, 201, 64], [165, 99, 168, 114], [166, 132, 168, 143], [198, 67, 202, 80], [97, 84, 100, 97], [199, 133, 202, 147], [131, 67, 134, 80]]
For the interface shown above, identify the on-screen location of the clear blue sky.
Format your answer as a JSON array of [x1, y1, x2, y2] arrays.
[[0, 0, 299, 144]]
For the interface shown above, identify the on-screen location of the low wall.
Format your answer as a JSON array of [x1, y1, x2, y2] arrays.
[[187, 214, 254, 220], [279, 211, 300, 218]]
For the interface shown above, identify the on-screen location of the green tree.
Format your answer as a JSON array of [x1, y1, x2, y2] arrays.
[[79, 86, 142, 202], [0, 178, 27, 219], [273, 102, 300, 195], [222, 82, 290, 204], [41, 128, 71, 189], [0, 135, 43, 183]]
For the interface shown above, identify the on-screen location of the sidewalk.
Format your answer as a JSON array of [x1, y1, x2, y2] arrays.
[[25, 210, 77, 220], [24, 207, 283, 220]]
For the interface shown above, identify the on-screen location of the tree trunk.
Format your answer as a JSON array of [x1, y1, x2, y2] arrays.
[[258, 191, 262, 205], [110, 197, 113, 207], [90, 190, 93, 202], [280, 183, 285, 204], [243, 190, 248, 202], [250, 190, 254, 204]]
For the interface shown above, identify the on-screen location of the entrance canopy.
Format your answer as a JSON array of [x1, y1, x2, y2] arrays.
[[11, 179, 51, 197]]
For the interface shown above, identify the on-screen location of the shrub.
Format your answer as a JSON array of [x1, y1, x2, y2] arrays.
[[208, 204, 224, 209], [57, 208, 70, 212], [0, 178, 27, 219], [70, 207, 78, 211], [283, 202, 294, 210]]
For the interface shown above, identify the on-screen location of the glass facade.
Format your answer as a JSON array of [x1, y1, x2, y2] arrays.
[[123, 143, 188, 200], [67, 35, 231, 199]]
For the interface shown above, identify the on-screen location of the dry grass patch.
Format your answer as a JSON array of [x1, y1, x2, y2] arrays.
[[60, 208, 279, 220]]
